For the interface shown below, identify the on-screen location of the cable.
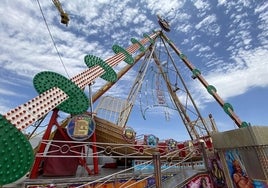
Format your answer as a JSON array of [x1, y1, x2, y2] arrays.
[[35, 0, 70, 78]]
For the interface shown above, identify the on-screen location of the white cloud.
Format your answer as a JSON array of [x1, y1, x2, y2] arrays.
[[193, 0, 210, 11], [0, 88, 18, 96], [255, 1, 268, 13], [256, 2, 268, 46], [195, 14, 220, 36], [144, 0, 185, 15], [217, 0, 226, 6], [191, 47, 268, 103], [175, 23, 192, 33], [195, 15, 216, 30]]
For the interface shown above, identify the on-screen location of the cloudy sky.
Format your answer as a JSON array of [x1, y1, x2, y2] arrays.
[[0, 0, 267, 141]]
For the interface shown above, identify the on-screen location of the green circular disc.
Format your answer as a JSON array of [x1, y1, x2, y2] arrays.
[[0, 114, 34, 185], [207, 85, 217, 95], [131, 38, 145, 52], [223, 102, 234, 116], [112, 44, 134, 64], [84, 55, 117, 82], [143, 33, 155, 44], [241, 121, 249, 128], [192, 68, 201, 77], [33, 71, 89, 115]]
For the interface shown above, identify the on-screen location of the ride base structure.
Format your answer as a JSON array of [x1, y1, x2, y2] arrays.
[[0, 19, 267, 188]]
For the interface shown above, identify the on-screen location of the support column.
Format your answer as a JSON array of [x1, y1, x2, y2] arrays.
[[199, 140, 209, 170], [153, 152, 162, 188]]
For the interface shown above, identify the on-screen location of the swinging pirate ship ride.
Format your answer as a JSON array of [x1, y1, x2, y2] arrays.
[[0, 7, 267, 188]]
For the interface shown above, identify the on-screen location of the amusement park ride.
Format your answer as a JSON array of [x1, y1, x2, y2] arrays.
[[0, 8, 267, 188], [52, 0, 69, 26]]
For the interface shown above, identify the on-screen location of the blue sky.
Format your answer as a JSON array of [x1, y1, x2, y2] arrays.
[[0, 0, 267, 141]]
